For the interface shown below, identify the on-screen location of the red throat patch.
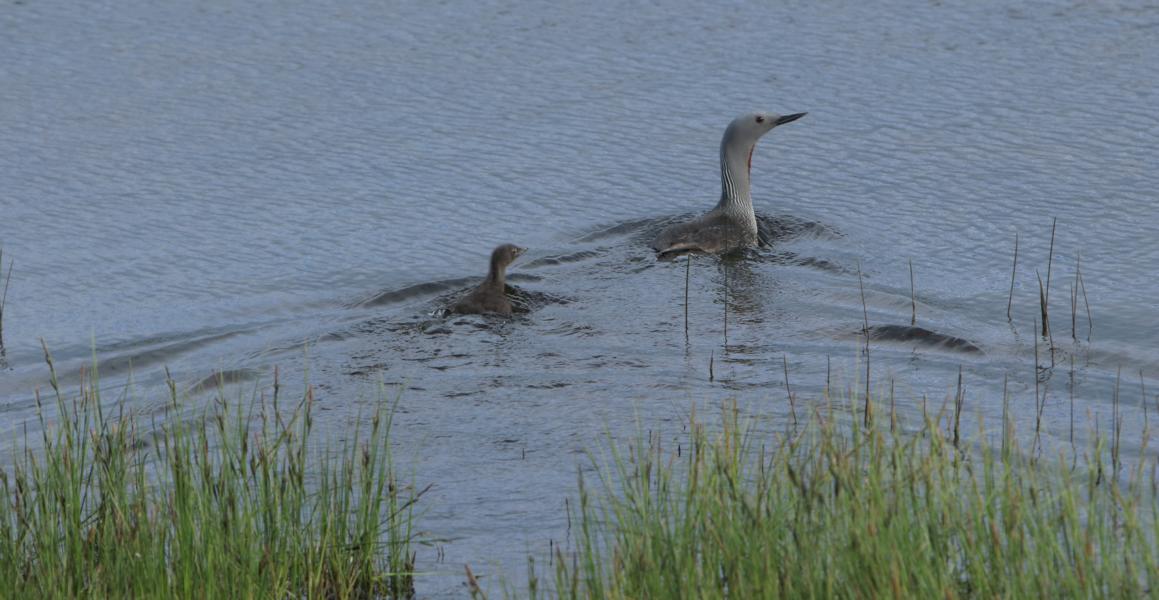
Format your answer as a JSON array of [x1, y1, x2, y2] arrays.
[[747, 146, 754, 174]]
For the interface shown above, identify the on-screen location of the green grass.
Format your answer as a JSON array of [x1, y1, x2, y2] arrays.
[[5, 349, 1158, 599], [542, 399, 1159, 599], [0, 349, 421, 599]]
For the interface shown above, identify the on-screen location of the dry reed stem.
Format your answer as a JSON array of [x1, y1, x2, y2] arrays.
[[684, 255, 691, 341], [908, 259, 916, 326], [1045, 217, 1057, 312], [782, 354, 797, 426], [1077, 253, 1092, 341], [953, 366, 963, 448], [1007, 232, 1018, 321], [0, 248, 12, 351], [857, 261, 871, 428], [1037, 270, 1049, 340], [722, 263, 728, 347]]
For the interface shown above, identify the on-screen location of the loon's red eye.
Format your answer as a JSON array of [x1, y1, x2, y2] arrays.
[[755, 116, 765, 124]]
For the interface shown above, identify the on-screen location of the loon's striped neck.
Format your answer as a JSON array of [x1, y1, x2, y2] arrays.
[[716, 134, 758, 231]]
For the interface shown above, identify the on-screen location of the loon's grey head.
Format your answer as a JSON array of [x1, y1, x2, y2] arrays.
[[723, 112, 807, 149], [720, 111, 807, 180]]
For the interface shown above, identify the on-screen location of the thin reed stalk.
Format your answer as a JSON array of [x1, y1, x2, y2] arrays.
[[1071, 254, 1081, 342], [1069, 355, 1076, 451], [1077, 253, 1092, 341], [824, 355, 831, 401], [683, 255, 691, 342], [953, 366, 964, 448], [1001, 373, 1010, 459], [1045, 217, 1057, 315], [0, 247, 11, 351], [722, 263, 728, 347], [908, 259, 916, 326], [857, 261, 871, 428], [782, 354, 797, 426], [1037, 270, 1049, 340], [1070, 282, 1078, 342], [1033, 317, 1042, 454], [1113, 367, 1122, 475], [1142, 370, 1149, 430], [889, 378, 896, 434], [1007, 232, 1018, 321]]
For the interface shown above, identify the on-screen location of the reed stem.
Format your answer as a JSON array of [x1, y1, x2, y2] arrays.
[[908, 258, 916, 326], [1006, 232, 1018, 321], [0, 248, 12, 351], [857, 261, 871, 428], [782, 354, 797, 426]]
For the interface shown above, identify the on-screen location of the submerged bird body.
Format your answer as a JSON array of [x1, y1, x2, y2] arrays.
[[450, 244, 526, 316], [652, 111, 806, 259], [651, 209, 759, 257]]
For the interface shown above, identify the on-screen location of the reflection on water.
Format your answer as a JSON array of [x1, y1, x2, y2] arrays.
[[2, 0, 1159, 595]]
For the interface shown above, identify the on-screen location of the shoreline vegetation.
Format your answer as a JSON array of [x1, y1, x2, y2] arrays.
[[2, 351, 1156, 598], [0, 348, 422, 599], [534, 400, 1157, 599]]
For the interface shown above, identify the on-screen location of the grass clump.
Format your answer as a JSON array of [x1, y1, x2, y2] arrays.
[[0, 351, 421, 599], [547, 401, 1159, 599]]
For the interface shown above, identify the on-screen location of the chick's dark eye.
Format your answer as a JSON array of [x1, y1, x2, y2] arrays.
[[755, 116, 765, 123]]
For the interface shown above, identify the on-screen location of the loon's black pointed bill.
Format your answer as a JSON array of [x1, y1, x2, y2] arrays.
[[775, 112, 807, 126]]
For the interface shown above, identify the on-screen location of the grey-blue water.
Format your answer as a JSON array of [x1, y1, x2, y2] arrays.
[[2, 0, 1158, 595]]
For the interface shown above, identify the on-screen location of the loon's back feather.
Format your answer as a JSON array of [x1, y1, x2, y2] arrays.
[[652, 210, 757, 260]]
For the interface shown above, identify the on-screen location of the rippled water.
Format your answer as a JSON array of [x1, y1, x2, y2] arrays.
[[2, 0, 1158, 594]]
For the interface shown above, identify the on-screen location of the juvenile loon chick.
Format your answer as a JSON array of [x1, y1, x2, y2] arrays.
[[449, 244, 527, 316], [652, 111, 806, 259]]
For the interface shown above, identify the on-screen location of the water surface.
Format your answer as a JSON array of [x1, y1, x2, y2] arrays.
[[2, 0, 1158, 595]]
